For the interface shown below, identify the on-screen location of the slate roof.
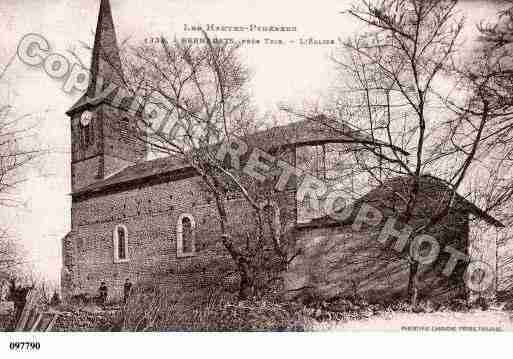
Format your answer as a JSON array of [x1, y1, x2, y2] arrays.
[[72, 116, 398, 197], [357, 175, 503, 227], [298, 175, 504, 229], [72, 155, 189, 196]]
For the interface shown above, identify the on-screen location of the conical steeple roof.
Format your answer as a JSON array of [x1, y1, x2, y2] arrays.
[[67, 0, 124, 115], [87, 0, 123, 96]]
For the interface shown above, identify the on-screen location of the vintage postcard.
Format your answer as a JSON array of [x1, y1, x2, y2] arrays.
[[0, 0, 512, 356]]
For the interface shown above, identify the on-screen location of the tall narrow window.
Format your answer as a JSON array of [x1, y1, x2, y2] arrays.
[[113, 225, 129, 263], [84, 123, 90, 146], [182, 217, 193, 253], [118, 227, 126, 260], [177, 214, 196, 258]]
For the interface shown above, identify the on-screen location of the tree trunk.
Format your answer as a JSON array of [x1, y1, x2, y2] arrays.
[[238, 259, 254, 300], [408, 261, 419, 308], [198, 169, 264, 300], [210, 185, 255, 300]]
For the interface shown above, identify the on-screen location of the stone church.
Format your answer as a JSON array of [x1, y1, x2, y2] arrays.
[[61, 0, 503, 303]]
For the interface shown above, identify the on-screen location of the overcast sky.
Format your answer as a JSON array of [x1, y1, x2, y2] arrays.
[[0, 0, 506, 284]]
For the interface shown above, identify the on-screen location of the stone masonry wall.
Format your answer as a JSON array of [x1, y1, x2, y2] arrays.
[[71, 157, 102, 193], [62, 173, 296, 301], [284, 213, 470, 304]]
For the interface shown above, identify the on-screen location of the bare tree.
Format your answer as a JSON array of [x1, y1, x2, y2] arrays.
[[445, 2, 513, 296], [99, 34, 298, 299], [302, 0, 503, 306], [0, 59, 41, 275]]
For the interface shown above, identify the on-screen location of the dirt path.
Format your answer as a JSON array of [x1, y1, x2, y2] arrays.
[[310, 308, 513, 332]]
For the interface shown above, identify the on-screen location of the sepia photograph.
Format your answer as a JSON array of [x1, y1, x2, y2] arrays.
[[0, 0, 513, 356]]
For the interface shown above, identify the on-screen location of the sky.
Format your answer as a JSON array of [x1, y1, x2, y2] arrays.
[[0, 0, 506, 285]]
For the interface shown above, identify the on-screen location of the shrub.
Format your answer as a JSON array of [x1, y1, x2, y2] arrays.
[[117, 283, 310, 331], [50, 292, 61, 307], [69, 293, 91, 307]]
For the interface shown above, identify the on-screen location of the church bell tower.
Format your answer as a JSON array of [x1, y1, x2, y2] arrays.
[[66, 0, 146, 193]]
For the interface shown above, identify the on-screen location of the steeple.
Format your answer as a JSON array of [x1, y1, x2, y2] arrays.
[[88, 0, 123, 96], [67, 0, 147, 193]]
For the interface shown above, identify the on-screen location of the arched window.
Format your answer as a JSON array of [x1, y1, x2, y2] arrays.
[[177, 214, 196, 258], [113, 225, 129, 263]]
